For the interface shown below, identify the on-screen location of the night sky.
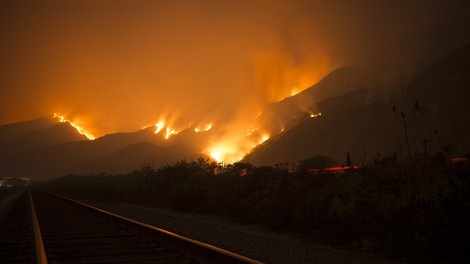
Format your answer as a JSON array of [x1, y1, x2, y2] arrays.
[[1, 0, 468, 137]]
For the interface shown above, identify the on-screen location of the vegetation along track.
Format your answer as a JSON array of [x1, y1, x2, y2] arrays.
[[4, 189, 262, 264]]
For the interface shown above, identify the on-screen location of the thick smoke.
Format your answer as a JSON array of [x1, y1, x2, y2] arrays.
[[1, 0, 469, 138]]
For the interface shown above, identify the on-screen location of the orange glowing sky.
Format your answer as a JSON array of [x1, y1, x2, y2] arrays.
[[1, 0, 467, 140]]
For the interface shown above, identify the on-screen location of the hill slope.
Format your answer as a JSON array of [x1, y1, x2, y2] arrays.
[[1, 122, 88, 155], [244, 43, 470, 166], [0, 124, 210, 178], [0, 116, 57, 145], [257, 67, 369, 134], [74, 141, 205, 175]]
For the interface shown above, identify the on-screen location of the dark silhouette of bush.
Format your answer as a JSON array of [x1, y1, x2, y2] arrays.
[[297, 155, 336, 171]]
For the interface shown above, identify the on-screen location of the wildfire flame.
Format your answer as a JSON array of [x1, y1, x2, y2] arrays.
[[154, 121, 165, 134], [210, 150, 223, 163], [259, 134, 270, 144], [52, 108, 323, 163], [207, 144, 245, 164], [204, 122, 272, 163], [194, 123, 213, 133], [53, 113, 95, 140], [165, 127, 179, 140], [153, 119, 182, 140], [204, 111, 323, 163], [52, 89, 322, 163]]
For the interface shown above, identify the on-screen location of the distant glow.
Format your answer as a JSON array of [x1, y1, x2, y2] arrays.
[[53, 113, 95, 140], [290, 88, 301, 96], [323, 165, 360, 171], [310, 112, 322, 118], [308, 166, 360, 173]]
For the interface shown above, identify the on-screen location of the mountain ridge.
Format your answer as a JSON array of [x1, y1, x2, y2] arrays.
[[1, 43, 469, 178], [243, 43, 470, 166]]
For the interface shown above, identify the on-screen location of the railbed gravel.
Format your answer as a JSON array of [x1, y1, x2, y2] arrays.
[[86, 201, 406, 264]]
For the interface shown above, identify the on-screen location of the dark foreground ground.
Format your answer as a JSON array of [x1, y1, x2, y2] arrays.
[[87, 200, 405, 264], [39, 154, 470, 263]]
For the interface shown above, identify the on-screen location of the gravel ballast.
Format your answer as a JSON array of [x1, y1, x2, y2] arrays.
[[86, 201, 406, 264]]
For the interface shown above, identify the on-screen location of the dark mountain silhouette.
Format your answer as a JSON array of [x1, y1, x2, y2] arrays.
[[74, 141, 206, 175], [0, 123, 210, 179], [244, 43, 470, 166], [0, 116, 57, 145], [1, 122, 88, 155], [0, 128, 155, 177]]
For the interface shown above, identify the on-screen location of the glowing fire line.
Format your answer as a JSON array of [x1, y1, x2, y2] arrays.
[[53, 113, 95, 140], [51, 107, 322, 163]]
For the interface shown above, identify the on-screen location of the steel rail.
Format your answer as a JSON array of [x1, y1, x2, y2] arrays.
[[29, 190, 48, 264], [37, 190, 264, 264]]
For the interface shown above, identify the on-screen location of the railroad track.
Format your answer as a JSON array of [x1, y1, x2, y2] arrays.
[[0, 189, 35, 263], [1, 189, 263, 264]]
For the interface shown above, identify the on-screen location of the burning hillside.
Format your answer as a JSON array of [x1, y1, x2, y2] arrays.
[[53, 113, 96, 140], [51, 94, 325, 164]]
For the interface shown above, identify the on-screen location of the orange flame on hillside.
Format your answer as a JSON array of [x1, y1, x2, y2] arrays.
[[165, 127, 179, 140], [53, 113, 96, 140], [204, 110, 323, 163], [50, 72, 324, 163], [204, 122, 272, 163], [207, 144, 246, 164], [153, 118, 183, 140], [154, 121, 165, 134], [194, 123, 212, 133], [259, 134, 270, 144]]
